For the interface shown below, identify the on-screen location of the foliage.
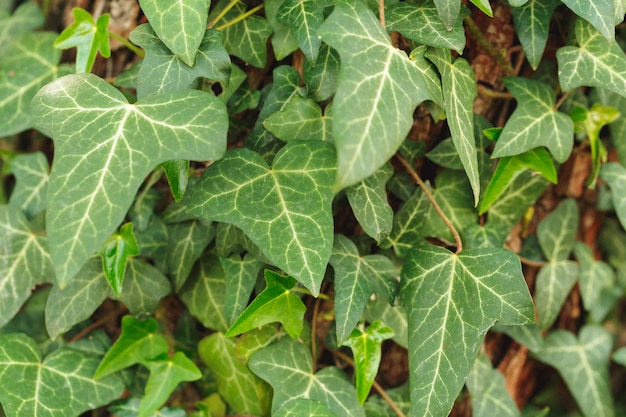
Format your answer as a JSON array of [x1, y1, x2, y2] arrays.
[[1, 0, 626, 416]]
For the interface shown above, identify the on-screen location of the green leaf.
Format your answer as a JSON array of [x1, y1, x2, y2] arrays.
[[426, 48, 479, 204], [492, 77, 574, 163], [138, 0, 208, 66], [510, 0, 559, 69], [0, 2, 44, 58], [614, 347, 626, 367], [179, 253, 229, 333], [249, 338, 365, 417], [573, 242, 615, 313], [346, 164, 394, 242], [591, 88, 626, 165], [557, 19, 626, 98], [534, 325, 615, 417], [263, 96, 332, 142], [160, 160, 189, 202], [492, 323, 544, 353], [109, 397, 186, 417], [53, 8, 111, 73], [276, 0, 332, 62], [318, 0, 442, 188], [198, 332, 270, 415], [537, 198, 579, 262], [188, 141, 336, 295], [129, 24, 230, 100], [115, 258, 171, 317], [535, 261, 578, 330], [470, 0, 493, 16], [265, 0, 299, 60], [329, 235, 397, 343], [274, 399, 337, 416], [0, 333, 124, 417], [600, 163, 626, 230], [94, 315, 169, 379], [466, 352, 520, 417], [401, 245, 534, 417], [219, 253, 264, 325], [343, 321, 394, 405], [140, 352, 202, 417], [99, 222, 140, 295], [7, 152, 48, 219], [165, 220, 214, 291], [560, 0, 615, 40], [364, 296, 408, 348], [226, 270, 306, 339], [0, 205, 52, 329], [432, 0, 462, 30], [386, 2, 468, 53], [31, 73, 228, 288], [303, 44, 340, 102]]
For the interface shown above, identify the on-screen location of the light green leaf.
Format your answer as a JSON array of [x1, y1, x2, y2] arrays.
[[115, 258, 171, 317], [31, 73, 228, 288], [318, 0, 442, 188], [560, 0, 614, 40], [426, 48, 479, 204], [226, 270, 306, 339], [199, 332, 269, 415], [0, 333, 124, 417], [574, 242, 615, 313], [53, 8, 110, 73], [249, 338, 365, 417], [263, 96, 332, 142], [537, 198, 579, 262], [591, 88, 626, 164], [0, 32, 69, 137], [94, 316, 169, 379], [364, 296, 408, 348], [535, 261, 578, 330], [510, 0, 559, 69], [219, 253, 263, 325], [109, 397, 186, 417], [165, 220, 214, 291], [100, 222, 140, 295], [276, 0, 332, 62], [534, 325, 615, 417], [492, 77, 574, 163], [614, 347, 626, 367], [7, 152, 48, 219], [329, 235, 397, 343], [346, 164, 394, 242], [0, 205, 52, 329], [401, 244, 534, 417], [265, 0, 298, 60], [433, 0, 461, 30], [343, 321, 395, 404], [138, 0, 208, 66], [188, 141, 336, 295], [130, 24, 230, 100], [601, 163, 626, 229], [466, 352, 520, 417], [0, 2, 44, 58], [426, 137, 465, 170], [274, 399, 337, 416], [470, 0, 493, 15], [140, 352, 202, 417], [462, 223, 508, 249], [386, 2, 468, 53], [160, 159, 189, 202], [492, 323, 543, 353], [557, 19, 626, 98], [304, 44, 340, 102]]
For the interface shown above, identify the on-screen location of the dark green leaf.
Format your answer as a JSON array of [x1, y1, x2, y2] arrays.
[[535, 261, 578, 329], [510, 0, 559, 69], [7, 152, 48, 219], [304, 44, 340, 102], [573, 242, 615, 314], [600, 163, 626, 230], [265, 0, 298, 60], [220, 253, 264, 325], [537, 198, 579, 262], [263, 96, 332, 142], [165, 220, 214, 291], [276, 0, 332, 62], [466, 352, 520, 417]]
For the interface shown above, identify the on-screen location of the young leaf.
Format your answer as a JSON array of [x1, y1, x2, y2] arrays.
[[220, 253, 264, 325], [329, 234, 397, 343], [466, 352, 521, 417], [165, 220, 214, 291], [510, 0, 559, 69], [560, 0, 615, 40], [535, 261, 578, 329], [188, 141, 336, 295], [94, 316, 169, 379], [7, 152, 49, 219], [263, 96, 332, 142], [100, 222, 140, 295], [557, 19, 626, 98], [573, 242, 615, 313], [318, 0, 442, 188], [31, 73, 228, 288], [53, 8, 111, 73], [276, 0, 332, 62], [534, 325, 615, 417], [249, 338, 365, 417], [226, 270, 306, 339], [303, 44, 340, 102], [491, 77, 574, 163], [342, 321, 395, 404], [600, 163, 626, 230], [0, 334, 124, 416], [401, 244, 534, 417], [537, 198, 579, 262], [470, 0, 493, 16], [138, 0, 209, 67]]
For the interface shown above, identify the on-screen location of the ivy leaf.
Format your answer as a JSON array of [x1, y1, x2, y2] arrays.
[[263, 96, 332, 142], [99, 222, 140, 295], [466, 352, 520, 417], [94, 316, 169, 379], [114, 258, 171, 317], [560, 0, 614, 40], [401, 244, 534, 417], [534, 325, 615, 417], [600, 163, 626, 230], [557, 19, 626, 98], [573, 242, 615, 313], [470, 0, 493, 16], [0, 2, 44, 57], [537, 198, 579, 262], [346, 164, 394, 242], [591, 88, 626, 164], [220, 253, 264, 325], [535, 261, 578, 329], [129, 24, 230, 100], [492, 323, 543, 353], [318, 0, 442, 188], [138, 0, 208, 66], [303, 44, 340, 102], [614, 347, 626, 367], [274, 399, 337, 416], [198, 332, 270, 415], [160, 160, 189, 202], [0, 205, 52, 328], [109, 397, 186, 417], [249, 338, 365, 417], [426, 48, 479, 204], [265, 0, 298, 60], [165, 220, 214, 291], [53, 8, 110, 73], [188, 141, 336, 295], [0, 333, 124, 417], [31, 73, 228, 288], [492, 77, 574, 163], [7, 152, 49, 218], [276, 0, 332, 62], [432, 0, 461, 30], [226, 270, 306, 339], [343, 321, 395, 404], [510, 0, 559, 69], [329, 235, 397, 343], [386, 2, 468, 53]]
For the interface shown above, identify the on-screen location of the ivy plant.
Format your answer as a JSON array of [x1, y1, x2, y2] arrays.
[[1, 0, 626, 416]]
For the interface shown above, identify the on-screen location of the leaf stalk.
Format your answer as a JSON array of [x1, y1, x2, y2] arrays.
[[215, 4, 265, 31], [109, 31, 145, 57]]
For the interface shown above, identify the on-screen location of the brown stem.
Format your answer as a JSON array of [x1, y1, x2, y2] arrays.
[[464, 16, 515, 77], [311, 296, 322, 373], [378, 0, 386, 28], [68, 305, 128, 343], [477, 84, 514, 99], [554, 91, 570, 111]]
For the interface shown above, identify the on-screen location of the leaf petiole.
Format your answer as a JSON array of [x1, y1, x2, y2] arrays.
[[109, 31, 145, 57], [207, 0, 239, 29], [216, 4, 265, 31]]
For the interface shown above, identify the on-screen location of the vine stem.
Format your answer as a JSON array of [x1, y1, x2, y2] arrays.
[[216, 4, 264, 31], [68, 305, 128, 343], [110, 31, 145, 57], [207, 0, 239, 29], [378, 0, 386, 28], [311, 296, 322, 373], [554, 91, 570, 111], [396, 155, 463, 253], [464, 16, 515, 77]]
